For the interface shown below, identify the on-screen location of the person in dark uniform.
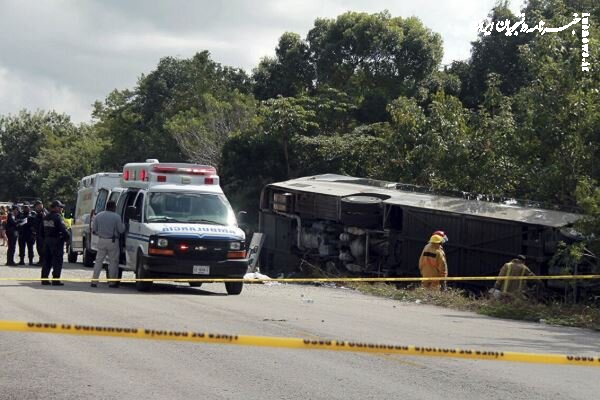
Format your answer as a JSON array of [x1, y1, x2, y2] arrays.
[[5, 206, 19, 266], [41, 200, 69, 286], [32, 200, 47, 266], [17, 203, 36, 265]]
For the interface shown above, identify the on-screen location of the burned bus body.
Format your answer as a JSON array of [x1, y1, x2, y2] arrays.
[[258, 174, 584, 286]]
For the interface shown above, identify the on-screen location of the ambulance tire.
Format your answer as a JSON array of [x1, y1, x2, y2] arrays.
[[189, 282, 203, 287], [135, 254, 152, 292], [83, 245, 95, 268], [67, 251, 78, 263], [225, 282, 243, 295]]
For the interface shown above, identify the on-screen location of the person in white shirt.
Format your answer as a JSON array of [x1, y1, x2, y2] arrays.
[[91, 201, 125, 288]]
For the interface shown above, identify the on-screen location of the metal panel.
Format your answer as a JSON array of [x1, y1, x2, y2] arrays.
[[461, 218, 522, 277], [294, 193, 339, 221], [259, 212, 296, 275]]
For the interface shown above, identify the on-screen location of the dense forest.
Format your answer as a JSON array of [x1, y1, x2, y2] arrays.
[[0, 0, 598, 267]]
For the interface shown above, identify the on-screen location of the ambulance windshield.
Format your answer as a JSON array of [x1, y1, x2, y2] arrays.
[[146, 192, 236, 226]]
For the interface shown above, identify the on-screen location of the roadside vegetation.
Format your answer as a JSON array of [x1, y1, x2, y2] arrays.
[[351, 283, 600, 331]]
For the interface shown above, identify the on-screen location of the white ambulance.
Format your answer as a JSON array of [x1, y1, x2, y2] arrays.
[[70, 172, 122, 265], [115, 159, 248, 294]]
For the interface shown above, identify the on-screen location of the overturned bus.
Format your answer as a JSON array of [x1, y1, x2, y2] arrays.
[[258, 174, 586, 287]]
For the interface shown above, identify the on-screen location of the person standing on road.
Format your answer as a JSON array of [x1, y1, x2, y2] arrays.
[[418, 234, 448, 290], [0, 207, 8, 246], [32, 200, 47, 266], [5, 206, 20, 266], [493, 255, 537, 296], [41, 200, 69, 286], [91, 200, 125, 288], [17, 204, 36, 265]]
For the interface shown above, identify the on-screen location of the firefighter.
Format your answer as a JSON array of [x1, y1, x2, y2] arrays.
[[493, 255, 536, 296], [419, 234, 448, 290], [17, 203, 36, 265]]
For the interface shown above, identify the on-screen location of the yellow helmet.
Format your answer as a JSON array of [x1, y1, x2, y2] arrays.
[[429, 234, 444, 244]]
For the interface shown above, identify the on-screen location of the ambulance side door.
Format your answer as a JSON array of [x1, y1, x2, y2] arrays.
[[126, 191, 146, 267], [117, 190, 138, 269]]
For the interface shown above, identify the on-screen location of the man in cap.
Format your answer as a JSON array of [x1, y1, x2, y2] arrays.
[[5, 205, 20, 266], [32, 200, 48, 265], [493, 255, 537, 296], [91, 200, 125, 288], [419, 234, 448, 290], [41, 200, 69, 286], [17, 203, 36, 265]]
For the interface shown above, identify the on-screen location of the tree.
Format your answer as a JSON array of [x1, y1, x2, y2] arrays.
[[166, 92, 257, 168], [307, 11, 443, 122], [0, 111, 73, 200], [33, 124, 108, 205], [260, 97, 319, 178], [93, 51, 252, 168], [253, 32, 314, 100]]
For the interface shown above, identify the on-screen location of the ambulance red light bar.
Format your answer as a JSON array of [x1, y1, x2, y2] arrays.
[[151, 164, 216, 176]]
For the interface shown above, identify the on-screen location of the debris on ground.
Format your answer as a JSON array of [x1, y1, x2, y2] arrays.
[[244, 271, 282, 285]]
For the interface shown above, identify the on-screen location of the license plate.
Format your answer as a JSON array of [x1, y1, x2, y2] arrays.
[[193, 265, 210, 275]]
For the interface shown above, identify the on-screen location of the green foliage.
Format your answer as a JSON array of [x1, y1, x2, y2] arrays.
[[253, 32, 313, 100], [0, 110, 107, 205], [93, 51, 252, 169], [307, 11, 443, 122], [353, 283, 600, 330], [33, 125, 108, 205], [166, 91, 257, 168]]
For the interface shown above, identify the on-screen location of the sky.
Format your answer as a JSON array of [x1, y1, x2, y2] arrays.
[[0, 0, 520, 123]]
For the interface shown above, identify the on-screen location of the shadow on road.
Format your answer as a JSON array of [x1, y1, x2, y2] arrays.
[[442, 313, 600, 353], [15, 281, 228, 296]]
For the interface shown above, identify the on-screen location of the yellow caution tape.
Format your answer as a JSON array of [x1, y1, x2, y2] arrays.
[[0, 275, 599, 283], [0, 320, 597, 367]]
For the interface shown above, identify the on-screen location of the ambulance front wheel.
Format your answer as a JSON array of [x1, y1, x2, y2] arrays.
[[135, 254, 152, 292], [225, 282, 243, 295]]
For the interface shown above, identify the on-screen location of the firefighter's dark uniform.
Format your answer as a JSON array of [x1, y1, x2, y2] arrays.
[[41, 204, 69, 285], [17, 209, 36, 265], [5, 210, 18, 266]]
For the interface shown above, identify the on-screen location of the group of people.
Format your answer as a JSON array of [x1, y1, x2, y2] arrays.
[[418, 230, 537, 296], [1, 200, 70, 286], [1, 202, 48, 266]]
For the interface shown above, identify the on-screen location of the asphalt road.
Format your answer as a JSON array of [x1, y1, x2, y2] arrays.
[[0, 249, 598, 400]]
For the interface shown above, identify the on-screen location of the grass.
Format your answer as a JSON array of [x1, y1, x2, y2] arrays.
[[349, 283, 600, 331]]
